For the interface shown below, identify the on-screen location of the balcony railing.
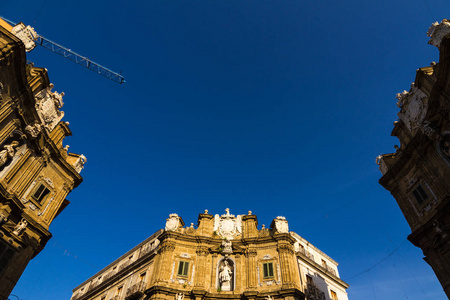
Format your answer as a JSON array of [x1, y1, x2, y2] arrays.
[[297, 249, 338, 278], [305, 283, 325, 300], [125, 281, 145, 299]]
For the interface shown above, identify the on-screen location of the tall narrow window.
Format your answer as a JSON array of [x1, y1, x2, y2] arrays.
[[306, 275, 313, 285], [177, 261, 189, 277], [330, 290, 338, 300], [31, 184, 50, 204], [321, 259, 327, 269], [263, 262, 274, 278], [412, 185, 429, 205]]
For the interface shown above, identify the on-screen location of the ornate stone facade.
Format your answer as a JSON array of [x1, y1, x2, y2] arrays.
[[70, 210, 349, 300], [378, 19, 450, 298], [0, 19, 84, 298]]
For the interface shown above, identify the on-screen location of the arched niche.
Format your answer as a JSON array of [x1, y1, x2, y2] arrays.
[[216, 257, 235, 291]]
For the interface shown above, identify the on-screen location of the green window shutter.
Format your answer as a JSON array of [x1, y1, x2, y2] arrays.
[[177, 261, 184, 276], [268, 263, 274, 277], [183, 262, 189, 276]]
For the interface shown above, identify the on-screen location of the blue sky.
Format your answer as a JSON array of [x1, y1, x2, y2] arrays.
[[2, 0, 449, 299]]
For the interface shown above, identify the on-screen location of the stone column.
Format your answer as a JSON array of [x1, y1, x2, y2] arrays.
[[194, 245, 209, 289], [277, 242, 296, 289], [153, 240, 176, 284], [197, 212, 214, 237], [245, 247, 257, 289], [242, 214, 258, 239]]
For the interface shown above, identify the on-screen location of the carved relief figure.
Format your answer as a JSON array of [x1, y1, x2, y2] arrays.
[[0, 141, 19, 168], [25, 123, 42, 138], [176, 293, 184, 300], [13, 218, 28, 236], [222, 238, 232, 254], [219, 260, 233, 291]]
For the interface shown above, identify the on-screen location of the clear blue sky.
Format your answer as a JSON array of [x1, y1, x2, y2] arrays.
[[2, 0, 449, 299]]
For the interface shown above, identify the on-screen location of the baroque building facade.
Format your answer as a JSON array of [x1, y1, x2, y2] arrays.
[[0, 18, 85, 298], [377, 19, 450, 298], [71, 209, 349, 300]]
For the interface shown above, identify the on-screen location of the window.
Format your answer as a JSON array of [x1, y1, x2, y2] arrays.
[[412, 185, 429, 205], [263, 262, 274, 279], [140, 272, 146, 282], [31, 184, 50, 204], [321, 259, 327, 269], [117, 286, 123, 296], [177, 261, 189, 277], [0, 241, 15, 276], [306, 275, 313, 285], [330, 290, 338, 300]]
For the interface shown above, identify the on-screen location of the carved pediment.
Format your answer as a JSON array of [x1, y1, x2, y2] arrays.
[[396, 84, 428, 133], [213, 208, 242, 240]]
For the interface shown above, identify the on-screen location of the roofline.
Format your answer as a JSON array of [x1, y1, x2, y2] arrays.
[[72, 229, 164, 291], [290, 232, 339, 266]]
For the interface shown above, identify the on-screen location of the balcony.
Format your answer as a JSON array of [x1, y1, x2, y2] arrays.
[[297, 249, 338, 278], [305, 283, 325, 300], [125, 282, 145, 300]]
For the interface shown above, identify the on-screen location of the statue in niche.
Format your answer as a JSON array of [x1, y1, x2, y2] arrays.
[[219, 259, 233, 291], [13, 218, 27, 236], [0, 141, 19, 168]]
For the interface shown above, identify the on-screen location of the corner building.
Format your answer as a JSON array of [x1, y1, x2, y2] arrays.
[[377, 19, 450, 298], [71, 210, 349, 300], [0, 19, 85, 298]]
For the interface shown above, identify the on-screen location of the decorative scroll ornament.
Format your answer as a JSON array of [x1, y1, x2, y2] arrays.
[[165, 213, 180, 231], [396, 84, 428, 132], [35, 84, 65, 132], [427, 19, 450, 48], [73, 154, 87, 173], [25, 123, 42, 138], [213, 208, 242, 240], [0, 212, 7, 224], [273, 216, 289, 233], [13, 218, 28, 236], [11, 23, 38, 52]]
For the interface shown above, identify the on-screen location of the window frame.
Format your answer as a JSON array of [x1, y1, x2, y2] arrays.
[[30, 183, 51, 204], [177, 260, 190, 277], [263, 262, 274, 279]]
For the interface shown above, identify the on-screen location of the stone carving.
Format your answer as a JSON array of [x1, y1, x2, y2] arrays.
[[266, 296, 274, 300], [433, 220, 448, 239], [13, 218, 27, 236], [421, 121, 437, 139], [273, 216, 289, 233], [396, 84, 428, 132], [427, 19, 450, 48], [0, 141, 19, 168], [376, 155, 388, 175], [25, 123, 42, 138], [263, 254, 271, 260], [165, 213, 180, 231], [34, 84, 65, 132], [221, 238, 233, 254], [440, 134, 450, 157], [0, 212, 7, 224], [219, 259, 233, 291], [11, 23, 38, 52], [43, 177, 54, 188], [213, 208, 242, 240], [73, 154, 87, 173], [176, 293, 184, 300]]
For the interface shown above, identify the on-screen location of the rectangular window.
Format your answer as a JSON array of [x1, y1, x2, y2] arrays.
[[177, 261, 189, 277], [140, 272, 146, 282], [330, 290, 338, 300], [263, 262, 274, 278], [306, 275, 313, 285], [321, 259, 327, 269], [31, 184, 50, 204], [412, 185, 429, 205], [117, 286, 123, 296]]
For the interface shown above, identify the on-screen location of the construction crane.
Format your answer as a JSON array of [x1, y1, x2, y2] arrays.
[[0, 16, 125, 84]]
